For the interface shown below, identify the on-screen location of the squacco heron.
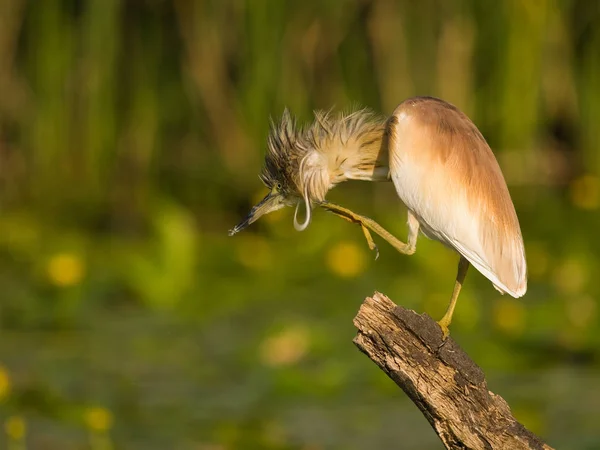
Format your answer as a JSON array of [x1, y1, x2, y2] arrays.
[[230, 96, 527, 337]]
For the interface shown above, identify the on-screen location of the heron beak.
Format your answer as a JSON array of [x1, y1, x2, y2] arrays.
[[228, 191, 285, 236]]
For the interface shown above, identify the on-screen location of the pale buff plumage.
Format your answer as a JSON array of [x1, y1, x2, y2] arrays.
[[262, 108, 389, 200], [259, 108, 389, 230], [230, 96, 527, 323], [387, 97, 526, 297]]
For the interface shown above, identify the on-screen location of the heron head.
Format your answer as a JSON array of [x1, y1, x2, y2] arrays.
[[229, 109, 315, 236]]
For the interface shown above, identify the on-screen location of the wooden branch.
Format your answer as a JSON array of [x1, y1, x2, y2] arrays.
[[353, 292, 554, 450]]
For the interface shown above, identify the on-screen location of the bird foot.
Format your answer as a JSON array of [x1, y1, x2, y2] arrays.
[[360, 225, 379, 260], [436, 319, 451, 341]]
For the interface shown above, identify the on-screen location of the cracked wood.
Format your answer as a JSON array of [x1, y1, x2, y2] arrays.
[[353, 292, 554, 450]]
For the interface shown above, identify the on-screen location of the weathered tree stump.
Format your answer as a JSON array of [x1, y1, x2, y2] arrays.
[[353, 292, 554, 450]]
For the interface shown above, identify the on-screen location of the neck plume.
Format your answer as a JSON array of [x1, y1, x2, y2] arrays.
[[297, 109, 390, 200], [264, 108, 390, 218]]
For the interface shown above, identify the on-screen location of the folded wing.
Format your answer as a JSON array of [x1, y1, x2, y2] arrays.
[[387, 97, 527, 297]]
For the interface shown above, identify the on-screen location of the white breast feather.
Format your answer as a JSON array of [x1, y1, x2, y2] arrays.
[[390, 143, 526, 298]]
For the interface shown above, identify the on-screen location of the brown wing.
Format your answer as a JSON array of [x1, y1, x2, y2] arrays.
[[387, 97, 527, 297]]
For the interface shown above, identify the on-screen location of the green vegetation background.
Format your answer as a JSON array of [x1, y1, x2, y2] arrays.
[[0, 1, 599, 449]]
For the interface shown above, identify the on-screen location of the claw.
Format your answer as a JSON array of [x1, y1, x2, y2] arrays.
[[360, 224, 379, 260], [437, 319, 451, 341]]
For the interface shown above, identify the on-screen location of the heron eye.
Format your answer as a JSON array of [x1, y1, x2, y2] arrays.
[[276, 182, 283, 191]]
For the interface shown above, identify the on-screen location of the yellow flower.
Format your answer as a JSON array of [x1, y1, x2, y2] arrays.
[[326, 241, 367, 278], [5, 416, 25, 441], [47, 253, 85, 287], [84, 407, 113, 432], [0, 365, 10, 400]]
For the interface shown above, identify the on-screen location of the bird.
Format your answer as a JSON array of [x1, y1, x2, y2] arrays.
[[229, 96, 527, 338]]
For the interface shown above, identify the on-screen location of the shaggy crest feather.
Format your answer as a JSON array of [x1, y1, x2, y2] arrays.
[[261, 107, 388, 207], [231, 97, 528, 337]]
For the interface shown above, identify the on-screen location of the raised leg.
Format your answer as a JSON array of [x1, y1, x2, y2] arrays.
[[319, 204, 380, 257], [318, 200, 417, 256], [438, 255, 470, 339], [360, 223, 380, 259]]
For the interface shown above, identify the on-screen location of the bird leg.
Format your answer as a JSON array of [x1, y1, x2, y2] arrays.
[[438, 256, 470, 339], [315, 201, 379, 257], [360, 223, 379, 259], [318, 200, 415, 257]]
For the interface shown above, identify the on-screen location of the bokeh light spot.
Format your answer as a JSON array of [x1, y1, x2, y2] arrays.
[[0, 365, 10, 401], [84, 407, 113, 432], [325, 241, 366, 278], [5, 416, 25, 441], [47, 253, 85, 287], [553, 258, 587, 295], [260, 326, 310, 367]]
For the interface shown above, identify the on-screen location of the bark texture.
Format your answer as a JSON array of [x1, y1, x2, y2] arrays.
[[353, 292, 554, 450]]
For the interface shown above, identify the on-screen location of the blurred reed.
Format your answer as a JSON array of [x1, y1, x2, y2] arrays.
[[0, 0, 595, 224], [0, 2, 599, 448]]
